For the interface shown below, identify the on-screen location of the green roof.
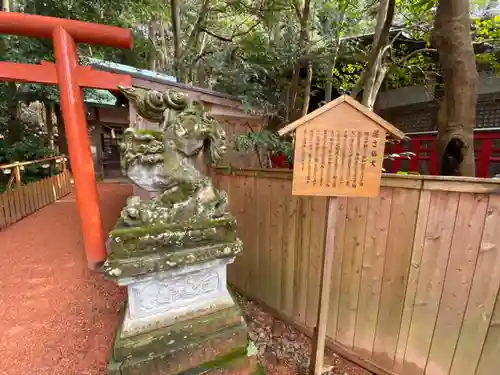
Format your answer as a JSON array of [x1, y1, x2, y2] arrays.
[[82, 59, 177, 107]]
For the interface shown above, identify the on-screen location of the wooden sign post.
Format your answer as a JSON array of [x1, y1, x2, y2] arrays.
[[278, 95, 404, 375]]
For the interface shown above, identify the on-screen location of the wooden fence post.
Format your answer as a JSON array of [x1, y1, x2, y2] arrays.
[[310, 197, 338, 375]]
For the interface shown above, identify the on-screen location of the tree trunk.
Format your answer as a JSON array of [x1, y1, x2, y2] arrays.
[[170, 0, 182, 81], [55, 104, 68, 156], [351, 0, 395, 101], [325, 11, 345, 103], [148, 20, 158, 71], [6, 83, 22, 144], [433, 0, 478, 176], [301, 61, 313, 116], [288, 64, 301, 121], [288, 0, 312, 122], [44, 101, 55, 150]]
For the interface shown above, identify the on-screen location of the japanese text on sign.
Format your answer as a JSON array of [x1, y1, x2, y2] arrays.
[[297, 127, 383, 193]]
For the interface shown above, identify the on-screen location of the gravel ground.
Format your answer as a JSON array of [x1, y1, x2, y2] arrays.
[[237, 294, 372, 375]]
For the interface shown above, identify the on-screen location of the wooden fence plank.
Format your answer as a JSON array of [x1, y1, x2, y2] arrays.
[[14, 188, 22, 221], [51, 175, 58, 202], [282, 191, 300, 318], [353, 188, 393, 358], [393, 190, 432, 373], [59, 172, 66, 197], [475, 293, 500, 375], [257, 176, 272, 306], [37, 179, 44, 207], [18, 186, 26, 218], [39, 179, 46, 207], [336, 198, 369, 348], [24, 183, 33, 214], [23, 184, 31, 215], [267, 179, 284, 311], [231, 176, 246, 291], [0, 192, 7, 229], [426, 193, 488, 375], [44, 177, 51, 205], [306, 196, 328, 328], [245, 176, 258, 299], [402, 191, 460, 375], [241, 175, 253, 293], [327, 197, 347, 340], [58, 173, 65, 197], [66, 171, 71, 194], [19, 187, 26, 218], [56, 173, 63, 199], [3, 191, 12, 226], [8, 190, 19, 223], [450, 194, 500, 375], [222, 176, 237, 285], [36, 179, 43, 210], [372, 188, 419, 371], [294, 196, 311, 325]]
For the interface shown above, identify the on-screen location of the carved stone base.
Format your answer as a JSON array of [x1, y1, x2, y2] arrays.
[[118, 258, 235, 337]]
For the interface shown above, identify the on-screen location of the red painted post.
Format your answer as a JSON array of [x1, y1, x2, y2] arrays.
[[393, 143, 403, 172], [430, 140, 438, 175], [409, 138, 420, 171], [477, 139, 493, 178], [52, 27, 105, 269]]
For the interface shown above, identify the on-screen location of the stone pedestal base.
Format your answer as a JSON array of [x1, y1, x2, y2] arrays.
[[108, 259, 262, 375], [109, 297, 261, 375]]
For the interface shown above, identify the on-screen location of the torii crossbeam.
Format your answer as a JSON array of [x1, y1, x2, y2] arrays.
[[0, 11, 133, 269]]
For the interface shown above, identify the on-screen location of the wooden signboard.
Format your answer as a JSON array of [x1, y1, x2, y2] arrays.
[[278, 95, 404, 375], [292, 124, 386, 197]]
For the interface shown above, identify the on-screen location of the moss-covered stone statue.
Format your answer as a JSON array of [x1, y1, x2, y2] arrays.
[[104, 87, 242, 279], [105, 86, 262, 375]]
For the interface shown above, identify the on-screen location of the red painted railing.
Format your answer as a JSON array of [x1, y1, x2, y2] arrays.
[[385, 130, 500, 177]]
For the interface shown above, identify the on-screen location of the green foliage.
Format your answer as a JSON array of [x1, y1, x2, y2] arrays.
[[0, 134, 59, 192], [1, 0, 500, 172], [234, 130, 293, 165]]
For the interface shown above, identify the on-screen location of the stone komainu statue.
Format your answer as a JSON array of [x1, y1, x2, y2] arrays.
[[103, 86, 242, 279]]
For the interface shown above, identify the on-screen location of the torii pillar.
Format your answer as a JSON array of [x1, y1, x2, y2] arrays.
[[0, 12, 133, 270]]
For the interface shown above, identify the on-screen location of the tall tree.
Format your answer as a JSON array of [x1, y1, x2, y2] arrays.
[[433, 0, 478, 176]]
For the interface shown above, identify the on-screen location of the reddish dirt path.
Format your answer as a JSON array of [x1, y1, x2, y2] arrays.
[[0, 184, 132, 375]]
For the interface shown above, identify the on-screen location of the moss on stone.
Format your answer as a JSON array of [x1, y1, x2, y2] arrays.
[[104, 239, 243, 280], [113, 305, 245, 361], [197, 346, 248, 370], [254, 362, 267, 375], [133, 128, 164, 140], [110, 215, 236, 240]]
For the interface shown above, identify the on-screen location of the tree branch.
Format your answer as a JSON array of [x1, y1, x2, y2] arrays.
[[200, 27, 234, 42], [399, 47, 437, 65], [291, 0, 303, 21], [182, 0, 211, 60], [351, 0, 396, 99]]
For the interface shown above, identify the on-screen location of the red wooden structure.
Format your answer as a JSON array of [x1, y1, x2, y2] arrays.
[[0, 11, 132, 269], [385, 131, 500, 178]]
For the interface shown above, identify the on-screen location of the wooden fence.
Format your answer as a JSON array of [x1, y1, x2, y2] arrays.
[[0, 170, 72, 230], [212, 167, 500, 375]]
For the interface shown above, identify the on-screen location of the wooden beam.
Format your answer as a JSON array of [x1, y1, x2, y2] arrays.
[[0, 61, 131, 90], [0, 11, 132, 48]]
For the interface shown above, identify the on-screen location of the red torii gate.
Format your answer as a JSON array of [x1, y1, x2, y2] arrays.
[[0, 12, 133, 269]]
